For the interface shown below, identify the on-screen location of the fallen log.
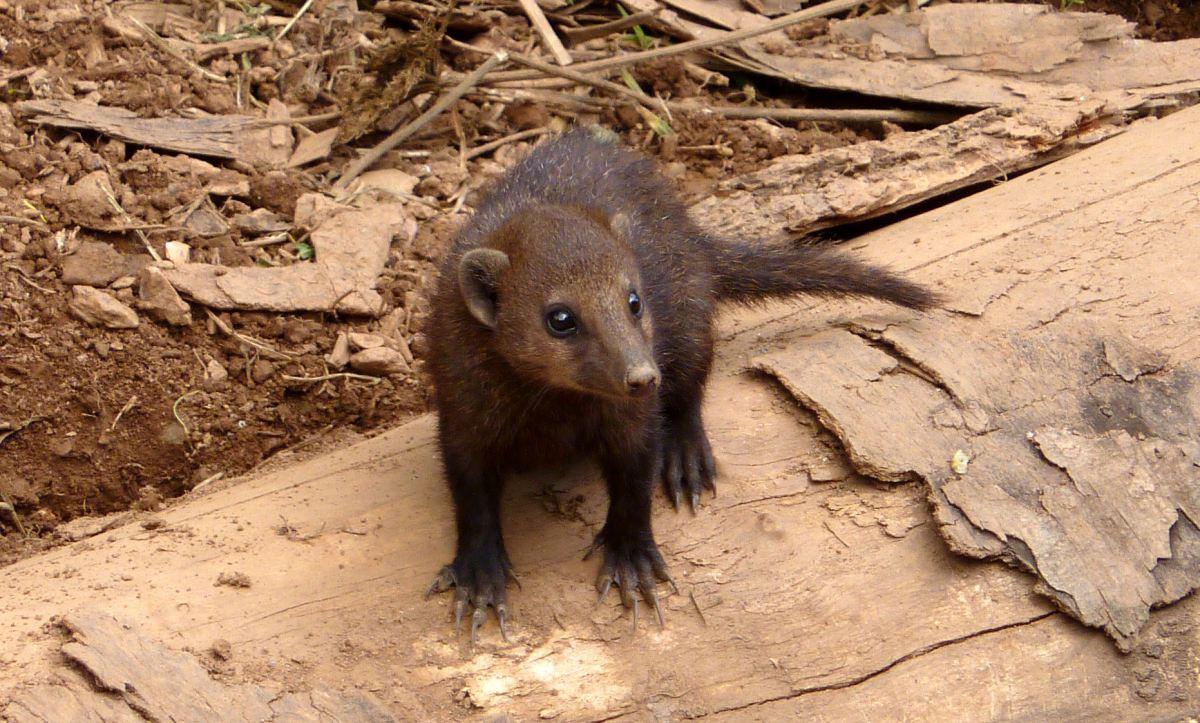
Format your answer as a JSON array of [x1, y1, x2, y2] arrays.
[[2, 100, 1198, 721], [742, 104, 1200, 652]]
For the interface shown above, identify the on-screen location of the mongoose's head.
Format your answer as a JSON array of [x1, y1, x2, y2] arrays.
[[456, 204, 659, 400]]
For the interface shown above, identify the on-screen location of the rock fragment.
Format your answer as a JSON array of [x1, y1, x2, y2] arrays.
[[69, 286, 139, 329]]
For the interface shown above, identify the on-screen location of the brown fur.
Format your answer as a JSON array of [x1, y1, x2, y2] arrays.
[[424, 127, 939, 640]]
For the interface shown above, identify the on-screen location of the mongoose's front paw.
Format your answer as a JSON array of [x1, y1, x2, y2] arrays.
[[587, 530, 675, 630], [425, 542, 515, 645]]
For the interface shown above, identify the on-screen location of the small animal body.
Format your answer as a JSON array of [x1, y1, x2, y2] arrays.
[[425, 127, 938, 641]]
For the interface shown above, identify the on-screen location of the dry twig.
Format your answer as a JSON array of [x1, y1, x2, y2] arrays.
[[561, 10, 657, 44], [204, 309, 298, 361], [465, 128, 551, 160], [275, 0, 316, 43], [282, 372, 383, 384], [667, 103, 957, 126], [0, 215, 46, 227], [517, 0, 573, 66], [335, 51, 510, 190], [128, 17, 227, 83], [486, 0, 867, 83]]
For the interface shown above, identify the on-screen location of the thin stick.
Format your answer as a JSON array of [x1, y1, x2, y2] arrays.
[[0, 492, 27, 537], [99, 183, 161, 261], [0, 215, 45, 227], [460, 40, 950, 126], [485, 0, 867, 83], [0, 416, 43, 447], [335, 51, 509, 190], [667, 103, 957, 126], [192, 471, 224, 492], [15, 273, 54, 294], [108, 395, 139, 433], [250, 110, 343, 127], [204, 308, 298, 361], [450, 37, 661, 111], [472, 86, 609, 112], [517, 0, 573, 66], [465, 128, 551, 160], [128, 17, 227, 83], [282, 372, 382, 384], [172, 390, 201, 440], [561, 10, 657, 44], [237, 232, 291, 248], [275, 0, 316, 43], [502, 47, 665, 113]]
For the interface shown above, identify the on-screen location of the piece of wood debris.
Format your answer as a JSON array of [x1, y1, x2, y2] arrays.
[[660, 0, 770, 33], [689, 101, 1116, 241], [517, 0, 573, 65], [3, 610, 394, 722], [749, 103, 1200, 651], [488, 0, 866, 83], [15, 101, 291, 166], [287, 126, 339, 168], [617, 0, 698, 41], [164, 197, 414, 317], [731, 4, 1200, 110]]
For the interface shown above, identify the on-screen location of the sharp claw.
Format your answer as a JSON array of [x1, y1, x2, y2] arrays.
[[596, 577, 614, 605], [454, 599, 467, 631], [507, 568, 523, 590], [631, 596, 639, 631], [672, 489, 683, 509], [690, 492, 701, 514], [470, 608, 486, 647], [497, 605, 510, 642], [425, 567, 452, 599], [648, 589, 665, 628], [619, 576, 635, 609]]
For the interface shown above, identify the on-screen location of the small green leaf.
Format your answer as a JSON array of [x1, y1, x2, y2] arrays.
[[296, 241, 314, 261]]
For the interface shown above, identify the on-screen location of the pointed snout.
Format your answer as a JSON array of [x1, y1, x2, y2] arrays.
[[624, 363, 661, 397]]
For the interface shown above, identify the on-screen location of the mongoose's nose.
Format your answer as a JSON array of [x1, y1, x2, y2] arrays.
[[625, 366, 661, 396]]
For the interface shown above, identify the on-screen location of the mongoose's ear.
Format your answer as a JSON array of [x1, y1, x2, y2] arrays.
[[609, 212, 632, 241], [458, 248, 510, 329]]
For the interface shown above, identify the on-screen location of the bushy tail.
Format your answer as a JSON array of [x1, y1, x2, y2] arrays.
[[709, 237, 939, 310]]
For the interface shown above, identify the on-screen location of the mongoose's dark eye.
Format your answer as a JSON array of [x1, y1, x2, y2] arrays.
[[628, 291, 642, 318], [545, 307, 578, 337]]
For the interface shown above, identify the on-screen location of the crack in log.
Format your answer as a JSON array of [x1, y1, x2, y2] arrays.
[[698, 611, 1058, 718], [843, 326, 963, 405], [718, 491, 810, 512], [907, 155, 1200, 274]]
